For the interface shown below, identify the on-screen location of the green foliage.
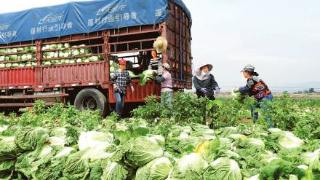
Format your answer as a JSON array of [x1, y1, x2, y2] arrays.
[[0, 95, 319, 179], [132, 92, 220, 125]]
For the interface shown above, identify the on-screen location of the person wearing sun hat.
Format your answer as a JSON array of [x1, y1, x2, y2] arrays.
[[193, 63, 220, 100], [234, 64, 273, 127], [110, 58, 134, 116]]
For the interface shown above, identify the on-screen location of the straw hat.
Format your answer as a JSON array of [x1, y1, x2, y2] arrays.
[[153, 36, 168, 53]]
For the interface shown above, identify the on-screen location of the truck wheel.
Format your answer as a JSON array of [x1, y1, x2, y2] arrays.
[[74, 88, 108, 116]]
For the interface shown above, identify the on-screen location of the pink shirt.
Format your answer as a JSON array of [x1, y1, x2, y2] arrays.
[[161, 70, 173, 92]]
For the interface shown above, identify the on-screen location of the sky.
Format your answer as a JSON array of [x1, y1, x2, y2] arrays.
[[0, 0, 319, 91], [183, 0, 320, 91]]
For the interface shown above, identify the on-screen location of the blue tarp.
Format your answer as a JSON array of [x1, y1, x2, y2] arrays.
[[0, 0, 191, 44]]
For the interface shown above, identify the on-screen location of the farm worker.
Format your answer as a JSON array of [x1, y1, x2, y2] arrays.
[[111, 58, 134, 116], [193, 64, 220, 100], [158, 63, 173, 107], [148, 49, 163, 76], [234, 64, 273, 127], [148, 49, 166, 84]]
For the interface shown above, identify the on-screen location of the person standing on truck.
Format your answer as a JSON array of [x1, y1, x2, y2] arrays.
[[148, 49, 163, 75], [193, 64, 220, 100], [111, 58, 134, 116], [233, 64, 273, 127], [159, 63, 173, 107]]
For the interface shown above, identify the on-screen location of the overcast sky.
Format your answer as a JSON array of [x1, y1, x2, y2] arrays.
[[183, 0, 320, 90], [1, 0, 319, 90]]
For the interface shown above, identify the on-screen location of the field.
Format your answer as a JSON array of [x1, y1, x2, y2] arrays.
[[0, 93, 319, 180]]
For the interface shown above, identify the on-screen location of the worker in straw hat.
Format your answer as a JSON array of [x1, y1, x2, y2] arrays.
[[234, 64, 273, 127], [148, 36, 168, 76], [193, 64, 220, 100]]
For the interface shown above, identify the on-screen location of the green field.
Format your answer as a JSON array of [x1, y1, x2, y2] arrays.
[[0, 93, 319, 179]]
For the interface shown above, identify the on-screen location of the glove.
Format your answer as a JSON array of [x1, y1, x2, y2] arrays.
[[200, 88, 208, 94]]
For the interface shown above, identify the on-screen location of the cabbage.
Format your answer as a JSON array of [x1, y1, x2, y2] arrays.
[[140, 70, 155, 86], [0, 136, 18, 161], [135, 157, 172, 180], [5, 63, 11, 68], [57, 44, 63, 49], [203, 157, 242, 180], [0, 63, 5, 68], [43, 61, 51, 66], [48, 136, 65, 147], [78, 131, 114, 160], [101, 162, 128, 180], [19, 63, 25, 67], [26, 54, 32, 59], [0, 125, 8, 133], [260, 151, 279, 164], [62, 151, 90, 180], [64, 43, 70, 48], [50, 44, 57, 49], [268, 128, 283, 134], [15, 127, 49, 151], [15, 145, 56, 178], [33, 146, 75, 180], [170, 153, 208, 180], [279, 131, 304, 149], [229, 134, 247, 141], [244, 174, 259, 180], [25, 63, 32, 67], [9, 55, 18, 61], [302, 149, 320, 169], [12, 63, 19, 67], [79, 131, 113, 149], [89, 56, 99, 62], [76, 58, 82, 63], [80, 48, 85, 54], [126, 136, 164, 167], [54, 147, 75, 158], [217, 127, 238, 137], [0, 159, 15, 177], [247, 138, 265, 149], [72, 49, 80, 56]]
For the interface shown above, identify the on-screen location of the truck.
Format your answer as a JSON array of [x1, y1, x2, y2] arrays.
[[0, 0, 192, 115]]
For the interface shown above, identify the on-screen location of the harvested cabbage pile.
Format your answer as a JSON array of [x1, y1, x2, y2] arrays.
[[42, 43, 103, 65], [0, 46, 36, 68], [0, 104, 319, 180]]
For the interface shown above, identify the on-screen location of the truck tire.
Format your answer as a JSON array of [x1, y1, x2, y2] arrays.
[[74, 88, 108, 116]]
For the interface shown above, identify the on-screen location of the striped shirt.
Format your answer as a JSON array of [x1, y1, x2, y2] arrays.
[[148, 58, 163, 75]]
